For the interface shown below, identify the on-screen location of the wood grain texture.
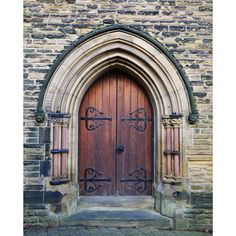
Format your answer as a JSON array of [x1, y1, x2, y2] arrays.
[[79, 70, 153, 196]]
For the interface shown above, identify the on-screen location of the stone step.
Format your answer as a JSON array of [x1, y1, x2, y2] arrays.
[[59, 209, 173, 229], [78, 196, 155, 209]]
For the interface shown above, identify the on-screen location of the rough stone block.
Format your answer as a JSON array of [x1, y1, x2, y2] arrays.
[[162, 32, 180, 37], [117, 10, 136, 15], [44, 191, 64, 204], [46, 34, 66, 39], [103, 19, 115, 24], [87, 4, 98, 9], [24, 191, 44, 204], [154, 25, 168, 31], [39, 127, 50, 144], [169, 26, 186, 31], [40, 160, 51, 177], [36, 0, 54, 3], [174, 209, 189, 230], [24, 185, 44, 191], [138, 11, 159, 15]]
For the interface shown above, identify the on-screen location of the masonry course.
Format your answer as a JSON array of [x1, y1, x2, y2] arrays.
[[24, 0, 212, 231]]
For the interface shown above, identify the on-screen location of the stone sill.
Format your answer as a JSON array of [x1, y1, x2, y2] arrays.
[[162, 176, 182, 185], [49, 179, 70, 186]]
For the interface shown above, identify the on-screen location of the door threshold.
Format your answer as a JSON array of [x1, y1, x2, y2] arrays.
[[78, 196, 155, 210], [60, 208, 172, 229]]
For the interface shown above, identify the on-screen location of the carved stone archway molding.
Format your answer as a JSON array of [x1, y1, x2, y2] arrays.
[[35, 25, 197, 217]]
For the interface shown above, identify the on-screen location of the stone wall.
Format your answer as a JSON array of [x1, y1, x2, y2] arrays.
[[24, 0, 212, 231]]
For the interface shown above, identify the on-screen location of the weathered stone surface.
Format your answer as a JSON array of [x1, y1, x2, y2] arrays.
[[61, 209, 172, 229], [87, 4, 98, 9], [138, 11, 159, 15], [162, 32, 180, 37], [24, 226, 212, 235], [24, 185, 44, 191], [24, 0, 212, 230], [193, 92, 207, 98], [59, 28, 76, 34], [103, 19, 115, 24], [40, 160, 51, 177], [154, 25, 168, 31], [46, 34, 66, 39], [39, 127, 50, 144], [117, 10, 136, 15], [24, 191, 64, 204]]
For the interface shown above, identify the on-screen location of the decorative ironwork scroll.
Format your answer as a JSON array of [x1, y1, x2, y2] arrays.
[[120, 167, 152, 193], [80, 107, 112, 131], [79, 168, 112, 193], [121, 108, 151, 132]]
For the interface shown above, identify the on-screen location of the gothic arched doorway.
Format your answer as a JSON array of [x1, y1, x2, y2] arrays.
[[36, 25, 197, 218]]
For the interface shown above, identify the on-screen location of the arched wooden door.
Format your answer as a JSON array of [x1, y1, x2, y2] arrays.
[[79, 70, 153, 196]]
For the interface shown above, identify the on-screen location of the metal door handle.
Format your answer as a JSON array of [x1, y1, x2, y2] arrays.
[[116, 145, 124, 154]]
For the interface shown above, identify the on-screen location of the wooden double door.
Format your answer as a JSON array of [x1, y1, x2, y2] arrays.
[[79, 70, 153, 196]]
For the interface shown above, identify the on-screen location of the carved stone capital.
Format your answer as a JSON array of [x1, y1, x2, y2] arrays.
[[162, 118, 172, 128], [61, 117, 70, 126], [51, 118, 62, 125], [170, 118, 182, 127], [51, 117, 70, 126], [162, 117, 182, 128]]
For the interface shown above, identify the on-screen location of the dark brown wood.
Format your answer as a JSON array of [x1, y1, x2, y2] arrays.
[[79, 70, 153, 196]]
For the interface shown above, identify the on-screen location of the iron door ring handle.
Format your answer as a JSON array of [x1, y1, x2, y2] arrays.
[[116, 145, 124, 154]]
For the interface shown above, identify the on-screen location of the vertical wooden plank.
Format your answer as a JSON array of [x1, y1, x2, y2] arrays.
[[79, 91, 88, 194], [138, 82, 145, 184], [129, 74, 138, 195], [144, 93, 153, 195], [109, 73, 117, 195], [94, 77, 102, 195], [108, 73, 117, 195], [116, 72, 124, 195], [89, 82, 96, 185]]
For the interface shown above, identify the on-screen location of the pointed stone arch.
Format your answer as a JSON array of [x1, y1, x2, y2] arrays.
[[36, 25, 197, 123], [35, 25, 197, 216]]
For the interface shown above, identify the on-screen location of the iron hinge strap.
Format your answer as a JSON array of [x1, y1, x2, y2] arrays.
[[120, 117, 151, 122], [51, 149, 69, 154], [120, 178, 152, 182], [79, 177, 112, 182], [80, 117, 112, 121]]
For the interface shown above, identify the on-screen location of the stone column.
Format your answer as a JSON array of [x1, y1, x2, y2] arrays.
[[172, 119, 181, 179], [163, 119, 172, 178], [50, 113, 70, 182], [52, 119, 60, 177], [61, 118, 70, 178], [162, 115, 182, 184]]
